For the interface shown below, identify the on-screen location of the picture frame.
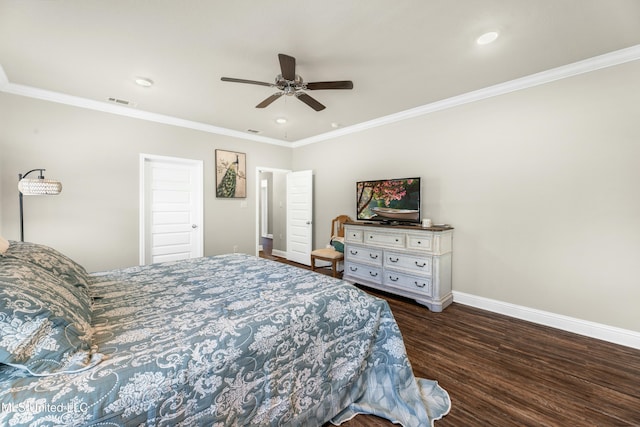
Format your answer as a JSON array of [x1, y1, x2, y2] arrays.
[[215, 149, 247, 198]]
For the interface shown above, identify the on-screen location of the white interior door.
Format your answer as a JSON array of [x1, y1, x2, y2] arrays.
[[140, 154, 203, 265], [286, 170, 313, 265]]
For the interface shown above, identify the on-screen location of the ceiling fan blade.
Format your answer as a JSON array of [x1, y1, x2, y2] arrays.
[[296, 93, 325, 111], [306, 81, 354, 90], [256, 92, 283, 108], [278, 54, 296, 81], [221, 77, 273, 87]]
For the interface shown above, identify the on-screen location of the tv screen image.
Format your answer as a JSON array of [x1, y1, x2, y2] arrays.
[[356, 177, 421, 224]]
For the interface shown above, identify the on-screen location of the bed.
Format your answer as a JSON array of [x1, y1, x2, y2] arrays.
[[0, 240, 450, 426]]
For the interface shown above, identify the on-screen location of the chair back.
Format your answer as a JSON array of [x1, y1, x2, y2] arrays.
[[331, 215, 352, 238]]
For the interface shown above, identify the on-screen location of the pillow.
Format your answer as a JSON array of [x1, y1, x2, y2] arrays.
[[0, 257, 103, 376], [2, 241, 92, 293], [0, 236, 8, 255], [330, 236, 345, 253]]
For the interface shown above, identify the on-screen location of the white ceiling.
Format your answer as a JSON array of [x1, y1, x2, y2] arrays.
[[1, 0, 640, 144]]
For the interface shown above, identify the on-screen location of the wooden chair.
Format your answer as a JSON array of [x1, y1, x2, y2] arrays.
[[310, 215, 352, 278]]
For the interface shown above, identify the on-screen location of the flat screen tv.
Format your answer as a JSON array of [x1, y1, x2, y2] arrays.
[[356, 177, 421, 224]]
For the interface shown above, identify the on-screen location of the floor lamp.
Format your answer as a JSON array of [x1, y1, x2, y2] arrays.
[[18, 169, 63, 242]]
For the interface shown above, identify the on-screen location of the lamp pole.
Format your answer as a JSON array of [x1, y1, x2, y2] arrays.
[[19, 173, 24, 242]]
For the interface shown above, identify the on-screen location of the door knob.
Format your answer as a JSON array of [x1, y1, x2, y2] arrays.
[[192, 224, 198, 229]]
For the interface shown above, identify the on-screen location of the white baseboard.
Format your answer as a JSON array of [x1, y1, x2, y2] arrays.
[[452, 291, 640, 350], [272, 249, 287, 258]]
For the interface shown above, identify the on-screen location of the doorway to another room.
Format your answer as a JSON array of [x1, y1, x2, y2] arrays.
[[256, 168, 289, 260], [256, 168, 314, 266]]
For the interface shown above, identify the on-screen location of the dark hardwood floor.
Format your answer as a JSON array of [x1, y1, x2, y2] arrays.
[[261, 253, 640, 427], [259, 236, 279, 261]]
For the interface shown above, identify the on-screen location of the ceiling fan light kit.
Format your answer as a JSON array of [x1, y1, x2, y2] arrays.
[[221, 53, 353, 111]]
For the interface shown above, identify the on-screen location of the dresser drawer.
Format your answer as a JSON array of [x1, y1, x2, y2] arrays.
[[384, 250, 432, 275], [345, 245, 383, 266], [383, 270, 433, 296], [364, 231, 405, 248], [345, 262, 383, 284], [407, 234, 433, 251], [345, 228, 363, 243]]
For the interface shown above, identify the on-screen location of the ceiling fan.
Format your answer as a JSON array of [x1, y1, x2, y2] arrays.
[[221, 53, 353, 111]]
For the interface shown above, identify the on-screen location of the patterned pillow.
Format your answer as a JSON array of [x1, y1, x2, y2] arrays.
[[0, 257, 103, 376], [2, 241, 92, 294], [330, 236, 345, 253]]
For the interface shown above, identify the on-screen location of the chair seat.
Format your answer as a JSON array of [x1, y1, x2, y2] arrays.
[[311, 215, 352, 278], [311, 247, 344, 260]]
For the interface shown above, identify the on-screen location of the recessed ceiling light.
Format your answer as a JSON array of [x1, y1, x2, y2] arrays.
[[476, 31, 499, 45], [331, 122, 341, 129], [135, 77, 154, 87], [275, 117, 287, 124]]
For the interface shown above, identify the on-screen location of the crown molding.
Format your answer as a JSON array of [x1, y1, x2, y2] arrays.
[[0, 64, 8, 89], [292, 43, 640, 147], [2, 44, 639, 147], [0, 68, 290, 148]]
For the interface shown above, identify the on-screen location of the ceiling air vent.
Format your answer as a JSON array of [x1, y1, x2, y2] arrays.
[[107, 97, 136, 106], [247, 129, 261, 134]]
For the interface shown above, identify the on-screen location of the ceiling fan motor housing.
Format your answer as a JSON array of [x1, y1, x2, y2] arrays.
[[276, 74, 304, 95]]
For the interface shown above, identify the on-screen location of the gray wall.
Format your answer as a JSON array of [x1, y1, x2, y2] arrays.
[[0, 93, 291, 271], [293, 60, 640, 333]]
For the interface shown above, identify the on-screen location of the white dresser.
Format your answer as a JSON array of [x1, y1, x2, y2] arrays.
[[342, 222, 453, 312]]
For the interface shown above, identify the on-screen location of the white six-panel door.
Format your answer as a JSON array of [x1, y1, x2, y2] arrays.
[[140, 154, 203, 265], [286, 170, 313, 265]]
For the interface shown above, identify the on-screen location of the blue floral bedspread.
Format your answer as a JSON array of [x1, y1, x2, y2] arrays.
[[0, 253, 449, 426]]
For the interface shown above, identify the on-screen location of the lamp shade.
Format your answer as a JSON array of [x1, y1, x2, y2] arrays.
[[18, 178, 62, 195]]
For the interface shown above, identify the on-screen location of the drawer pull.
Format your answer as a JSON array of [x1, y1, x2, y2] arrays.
[[369, 271, 378, 277], [415, 261, 427, 268], [389, 276, 399, 282], [350, 249, 358, 255], [389, 257, 399, 263], [350, 266, 358, 272], [369, 253, 379, 259], [415, 281, 426, 288]]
